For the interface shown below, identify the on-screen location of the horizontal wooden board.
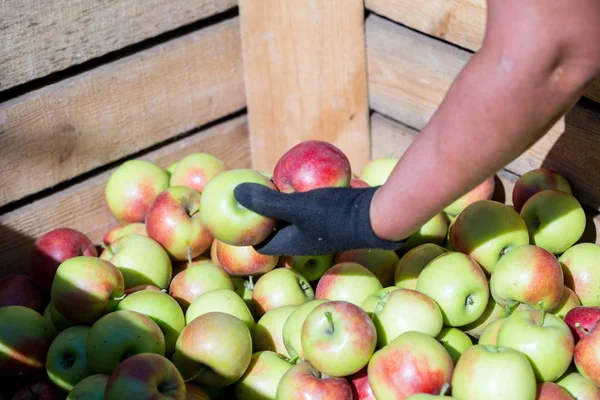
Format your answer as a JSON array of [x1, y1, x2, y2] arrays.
[[365, 0, 600, 102], [0, 0, 236, 91], [366, 15, 600, 212], [0, 17, 245, 209], [370, 112, 600, 245], [0, 115, 251, 278]]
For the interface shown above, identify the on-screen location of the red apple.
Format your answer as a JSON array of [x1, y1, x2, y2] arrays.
[[275, 361, 353, 399], [512, 168, 572, 213], [212, 239, 278, 276], [273, 140, 351, 193], [124, 284, 162, 296], [11, 380, 63, 400], [564, 306, 600, 343], [172, 256, 212, 277], [252, 268, 315, 317], [350, 178, 371, 188], [0, 274, 43, 312], [169, 152, 227, 194], [574, 321, 600, 386], [348, 366, 376, 400], [103, 223, 147, 245], [316, 262, 383, 307], [29, 228, 97, 292], [168, 262, 234, 311], [333, 248, 399, 287], [536, 382, 575, 400]]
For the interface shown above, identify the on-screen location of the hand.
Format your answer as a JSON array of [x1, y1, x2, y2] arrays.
[[233, 183, 404, 256]]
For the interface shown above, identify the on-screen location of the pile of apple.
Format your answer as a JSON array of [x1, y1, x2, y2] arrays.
[[2, 139, 600, 400]]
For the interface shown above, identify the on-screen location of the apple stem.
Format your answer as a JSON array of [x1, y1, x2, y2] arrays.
[[100, 242, 114, 256], [374, 300, 386, 315], [325, 312, 334, 334], [189, 206, 201, 217], [187, 246, 193, 268], [112, 293, 126, 301], [244, 276, 255, 290], [183, 365, 207, 383], [439, 383, 450, 396], [575, 322, 589, 335], [538, 301, 546, 326]]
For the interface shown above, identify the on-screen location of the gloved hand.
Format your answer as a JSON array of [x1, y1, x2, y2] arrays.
[[233, 183, 405, 256]]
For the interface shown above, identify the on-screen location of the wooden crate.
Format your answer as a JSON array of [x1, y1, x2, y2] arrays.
[[1, 0, 599, 280]]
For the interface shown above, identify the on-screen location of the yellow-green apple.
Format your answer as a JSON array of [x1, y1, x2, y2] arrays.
[[169, 152, 227, 193], [520, 190, 586, 255], [402, 213, 448, 252], [199, 169, 278, 247], [183, 383, 210, 400], [371, 288, 443, 348], [449, 200, 529, 274], [273, 140, 352, 193], [11, 380, 63, 400], [45, 326, 93, 391], [359, 158, 398, 187], [0, 306, 53, 377], [436, 327, 473, 363], [116, 290, 185, 356], [67, 374, 109, 400], [252, 268, 314, 317], [282, 299, 330, 360], [50, 256, 124, 325], [551, 287, 581, 319], [559, 243, 600, 306], [212, 239, 278, 276], [462, 297, 510, 339], [0, 274, 43, 312], [168, 262, 233, 311], [368, 331, 453, 399], [497, 309, 574, 382], [279, 254, 335, 282], [124, 284, 161, 296], [478, 318, 506, 346], [556, 369, 600, 400], [574, 321, 600, 386], [275, 361, 353, 399], [334, 248, 399, 287], [103, 223, 147, 245], [105, 353, 185, 400], [301, 301, 376, 377], [145, 186, 213, 261], [394, 244, 447, 290], [536, 382, 576, 400], [105, 159, 169, 224], [361, 287, 402, 316], [171, 312, 252, 387], [252, 305, 298, 357], [564, 306, 600, 343], [87, 310, 166, 374], [490, 245, 563, 312], [185, 288, 254, 331], [512, 168, 572, 213], [348, 366, 376, 400], [443, 176, 495, 217], [315, 262, 383, 307], [29, 228, 97, 292], [415, 252, 489, 326], [451, 345, 536, 400], [233, 351, 292, 400], [100, 234, 172, 289]]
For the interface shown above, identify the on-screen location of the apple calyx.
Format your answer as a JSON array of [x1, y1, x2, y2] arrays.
[[439, 383, 450, 396], [298, 279, 311, 293], [325, 311, 335, 335], [60, 354, 76, 369], [158, 381, 179, 394], [465, 294, 475, 307], [100, 242, 114, 257], [575, 322, 589, 336]]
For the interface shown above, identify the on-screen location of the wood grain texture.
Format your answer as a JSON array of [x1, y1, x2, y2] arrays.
[[0, 18, 245, 209], [366, 15, 600, 212], [0, 116, 251, 277], [0, 0, 236, 91], [239, 0, 370, 174]]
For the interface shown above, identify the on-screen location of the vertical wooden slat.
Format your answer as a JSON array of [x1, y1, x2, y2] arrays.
[[238, 0, 371, 175]]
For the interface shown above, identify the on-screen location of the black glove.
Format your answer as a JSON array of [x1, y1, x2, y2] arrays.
[[233, 183, 405, 256]]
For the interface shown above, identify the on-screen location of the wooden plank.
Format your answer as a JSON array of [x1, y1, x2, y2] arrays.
[[239, 0, 370, 175], [0, 18, 245, 208], [366, 14, 600, 213], [0, 0, 236, 91], [0, 116, 251, 278]]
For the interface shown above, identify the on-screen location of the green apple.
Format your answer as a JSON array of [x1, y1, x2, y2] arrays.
[[361, 286, 402, 315], [559, 243, 600, 306], [512, 168, 572, 213], [497, 309, 574, 382], [252, 304, 299, 358], [394, 243, 447, 290], [315, 262, 383, 307], [520, 190, 586, 255], [168, 262, 234, 312], [443, 176, 495, 217], [368, 331, 453, 400], [462, 297, 510, 339], [359, 158, 398, 186], [252, 268, 314, 317], [282, 299, 330, 361], [46, 326, 93, 391], [556, 369, 600, 400], [478, 318, 506, 346], [490, 245, 564, 312], [436, 327, 473, 363], [551, 287, 581, 319], [87, 310, 166, 374], [402, 212, 448, 252], [449, 200, 530, 274], [171, 312, 252, 387], [301, 301, 376, 377], [415, 252, 489, 326], [200, 169, 278, 247], [105, 159, 169, 224], [169, 152, 227, 193], [278, 254, 335, 282], [67, 374, 110, 400], [100, 234, 172, 289], [371, 288, 443, 347], [451, 345, 536, 400], [186, 288, 254, 331], [233, 351, 292, 400], [43, 304, 60, 338], [116, 290, 185, 356], [333, 248, 399, 287]]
